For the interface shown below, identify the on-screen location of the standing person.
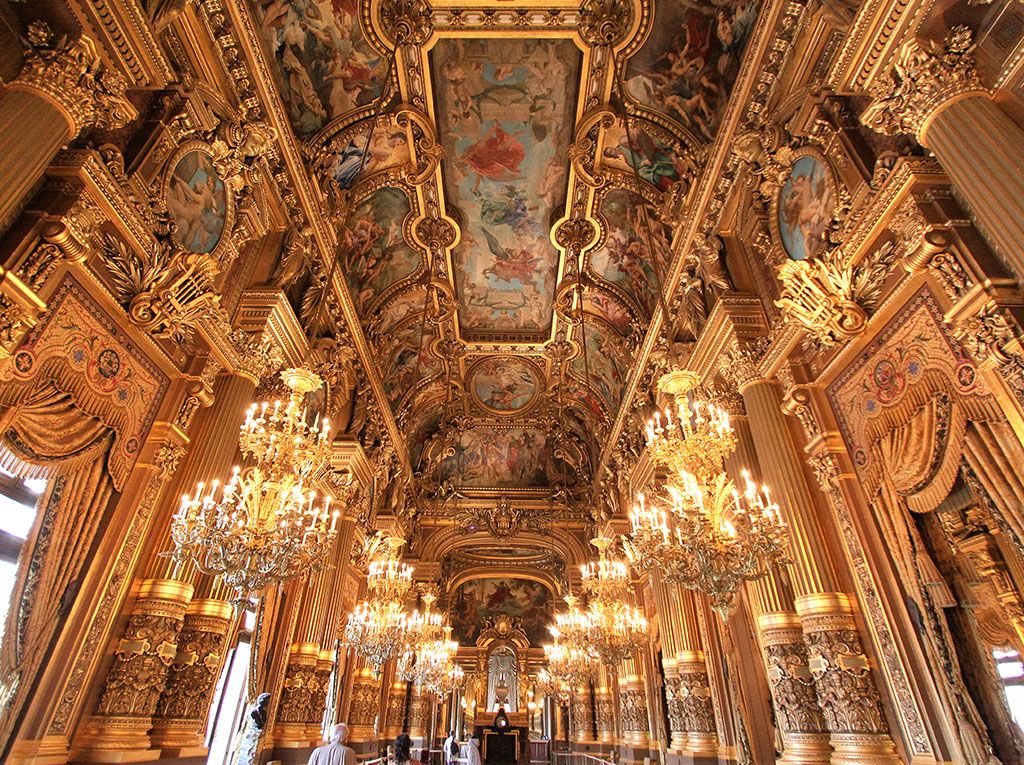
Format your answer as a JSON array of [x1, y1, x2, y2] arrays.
[[309, 724, 356, 765], [393, 732, 413, 765], [466, 737, 481, 765], [444, 729, 460, 765]]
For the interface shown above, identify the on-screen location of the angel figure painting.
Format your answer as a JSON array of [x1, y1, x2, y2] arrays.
[[438, 428, 572, 488], [341, 187, 421, 319], [167, 150, 227, 254], [431, 39, 582, 334], [623, 0, 759, 142], [469, 357, 539, 413], [778, 155, 834, 260], [255, 0, 385, 138]]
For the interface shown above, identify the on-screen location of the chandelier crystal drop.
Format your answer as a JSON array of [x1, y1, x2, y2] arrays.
[[644, 369, 736, 483], [167, 367, 339, 604], [344, 536, 416, 674]]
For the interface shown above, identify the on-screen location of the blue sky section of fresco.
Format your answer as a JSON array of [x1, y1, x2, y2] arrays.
[[431, 38, 582, 335]]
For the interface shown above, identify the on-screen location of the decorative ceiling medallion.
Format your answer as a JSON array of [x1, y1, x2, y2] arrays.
[[772, 148, 837, 262], [164, 143, 231, 255], [467, 356, 543, 415]]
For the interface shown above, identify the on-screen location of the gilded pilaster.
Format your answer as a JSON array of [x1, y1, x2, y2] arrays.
[[275, 643, 322, 745], [384, 677, 409, 739], [593, 668, 614, 744], [571, 683, 594, 743], [348, 663, 382, 745]]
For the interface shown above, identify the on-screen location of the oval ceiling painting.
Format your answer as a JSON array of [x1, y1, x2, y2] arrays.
[[468, 356, 542, 414], [777, 154, 835, 261], [167, 149, 228, 254]]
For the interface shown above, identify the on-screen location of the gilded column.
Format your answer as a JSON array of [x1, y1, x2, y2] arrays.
[[408, 685, 431, 743], [672, 587, 718, 757], [723, 386, 831, 764], [0, 22, 136, 233], [617, 656, 650, 750], [571, 683, 594, 743], [348, 662, 382, 746], [861, 25, 1024, 282], [593, 667, 614, 744], [384, 677, 409, 739], [85, 579, 194, 749], [728, 354, 899, 764]]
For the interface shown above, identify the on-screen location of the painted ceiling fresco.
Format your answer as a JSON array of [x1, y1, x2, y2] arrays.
[[431, 39, 582, 337], [449, 578, 553, 645], [254, 0, 387, 138], [623, 0, 759, 142], [251, 0, 764, 501]]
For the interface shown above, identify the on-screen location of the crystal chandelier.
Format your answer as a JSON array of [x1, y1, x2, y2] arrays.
[[626, 369, 789, 617], [403, 634, 460, 693], [397, 590, 450, 685], [644, 369, 736, 482], [344, 536, 415, 673], [168, 367, 338, 603], [573, 537, 648, 667], [542, 633, 596, 689]]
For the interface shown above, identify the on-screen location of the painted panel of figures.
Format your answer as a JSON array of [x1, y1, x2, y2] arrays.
[[601, 122, 686, 191], [438, 427, 572, 487], [777, 155, 834, 261], [167, 150, 227, 254], [341, 187, 421, 317], [589, 189, 670, 313], [381, 320, 439, 407], [431, 39, 581, 334], [254, 0, 386, 138], [624, 0, 758, 142], [468, 357, 541, 413], [328, 125, 411, 191], [571, 319, 627, 413], [450, 578, 553, 645]]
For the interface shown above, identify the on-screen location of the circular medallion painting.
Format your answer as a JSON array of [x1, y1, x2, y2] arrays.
[[468, 357, 541, 414], [167, 149, 228, 254], [777, 154, 835, 261]]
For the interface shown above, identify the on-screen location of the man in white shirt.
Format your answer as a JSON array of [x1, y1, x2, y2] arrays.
[[308, 723, 356, 765], [466, 737, 482, 765], [443, 730, 459, 765]]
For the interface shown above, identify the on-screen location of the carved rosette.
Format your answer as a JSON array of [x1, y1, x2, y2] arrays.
[[151, 600, 233, 747], [91, 580, 192, 745], [759, 616, 828, 737], [579, 0, 633, 46], [13, 22, 137, 134], [861, 26, 987, 143]]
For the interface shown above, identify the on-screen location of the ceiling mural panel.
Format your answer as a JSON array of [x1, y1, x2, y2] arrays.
[[589, 189, 671, 314], [430, 38, 583, 336], [467, 356, 543, 415], [380, 318, 440, 408], [449, 577, 553, 646], [340, 186, 423, 321], [623, 0, 759, 142], [571, 318, 629, 413], [254, 0, 387, 139], [438, 427, 577, 489], [600, 121, 689, 192]]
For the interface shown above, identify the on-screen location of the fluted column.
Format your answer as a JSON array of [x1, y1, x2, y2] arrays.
[[861, 26, 1024, 282], [0, 23, 135, 233], [384, 677, 409, 739], [673, 588, 718, 757], [571, 683, 594, 743], [733, 366, 899, 765], [348, 662, 382, 745], [725, 400, 831, 764], [593, 668, 614, 744], [617, 656, 649, 749]]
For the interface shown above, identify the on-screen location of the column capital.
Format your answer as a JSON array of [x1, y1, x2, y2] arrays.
[[861, 25, 989, 144], [11, 22, 137, 135]]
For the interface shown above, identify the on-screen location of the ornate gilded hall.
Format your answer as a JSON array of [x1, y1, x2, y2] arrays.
[[3, 0, 1024, 763]]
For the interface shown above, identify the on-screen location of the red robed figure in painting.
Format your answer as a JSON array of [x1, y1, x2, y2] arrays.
[[462, 123, 526, 185]]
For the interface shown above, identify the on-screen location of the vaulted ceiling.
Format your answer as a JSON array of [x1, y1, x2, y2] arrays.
[[251, 0, 757, 506]]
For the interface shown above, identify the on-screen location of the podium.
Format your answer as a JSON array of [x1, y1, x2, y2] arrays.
[[473, 725, 526, 765]]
